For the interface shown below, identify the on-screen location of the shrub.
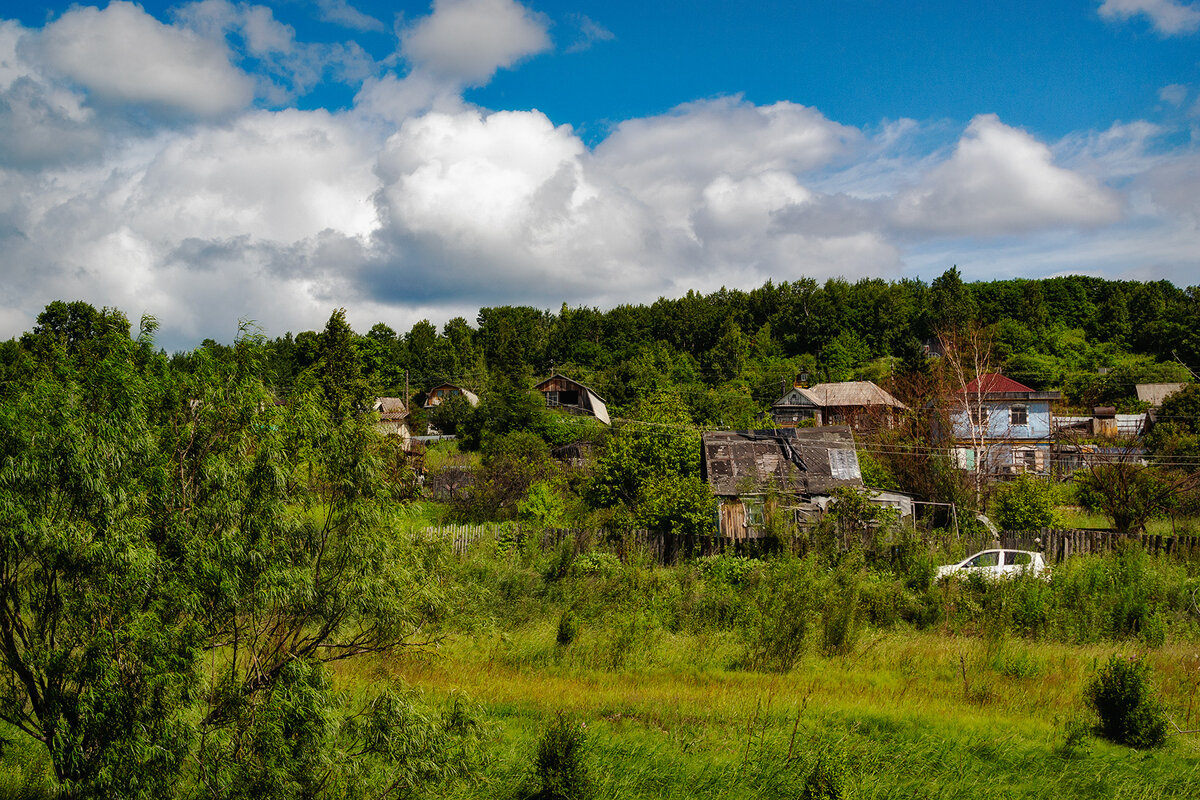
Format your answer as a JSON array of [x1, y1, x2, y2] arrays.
[[744, 556, 823, 671], [532, 713, 593, 800], [991, 474, 1058, 531], [556, 611, 578, 647], [802, 746, 848, 800], [1084, 654, 1168, 749]]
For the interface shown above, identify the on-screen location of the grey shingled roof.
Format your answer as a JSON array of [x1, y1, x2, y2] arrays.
[[701, 426, 863, 497]]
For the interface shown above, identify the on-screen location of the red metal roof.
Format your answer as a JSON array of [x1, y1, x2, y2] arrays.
[[961, 373, 1034, 395]]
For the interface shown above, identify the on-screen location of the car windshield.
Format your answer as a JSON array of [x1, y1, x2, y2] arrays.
[[966, 552, 999, 568]]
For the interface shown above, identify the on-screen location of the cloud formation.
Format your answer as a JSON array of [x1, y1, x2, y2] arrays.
[[32, 1, 254, 116], [1098, 0, 1200, 35], [891, 115, 1124, 235], [400, 0, 551, 86], [0, 1, 1196, 347]]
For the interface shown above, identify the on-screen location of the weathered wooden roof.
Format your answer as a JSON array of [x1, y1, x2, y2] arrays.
[[807, 381, 906, 409], [701, 426, 863, 497], [373, 396, 407, 416], [773, 381, 905, 410]]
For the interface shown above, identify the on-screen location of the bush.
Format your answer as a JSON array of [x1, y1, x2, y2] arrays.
[[802, 746, 849, 800], [556, 611, 578, 647], [532, 713, 593, 800], [1084, 654, 1168, 749], [991, 474, 1058, 531]]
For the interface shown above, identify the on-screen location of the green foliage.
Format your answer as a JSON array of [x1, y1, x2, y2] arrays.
[[1073, 462, 1191, 533], [697, 553, 759, 586], [1146, 382, 1200, 460], [991, 474, 1059, 531], [532, 713, 593, 800], [635, 474, 716, 536], [429, 391, 474, 436], [0, 306, 464, 797], [316, 307, 368, 421], [458, 432, 557, 520], [520, 481, 568, 527], [556, 611, 579, 647], [821, 558, 864, 657], [801, 746, 849, 800], [1085, 654, 1168, 749], [744, 556, 823, 672]]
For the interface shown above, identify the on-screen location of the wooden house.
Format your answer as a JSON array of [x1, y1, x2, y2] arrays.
[[701, 426, 865, 538], [533, 374, 610, 425], [423, 383, 480, 409], [949, 373, 1061, 475], [372, 396, 412, 443], [771, 381, 906, 430]]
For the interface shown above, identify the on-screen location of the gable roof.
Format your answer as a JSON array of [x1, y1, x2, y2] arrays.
[[424, 384, 480, 408], [701, 426, 863, 497], [533, 373, 610, 425], [805, 381, 906, 409], [772, 386, 822, 408], [961, 373, 1034, 395], [1136, 383, 1187, 406], [373, 397, 407, 418]]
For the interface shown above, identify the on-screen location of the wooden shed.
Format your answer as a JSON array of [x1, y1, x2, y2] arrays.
[[533, 374, 610, 425]]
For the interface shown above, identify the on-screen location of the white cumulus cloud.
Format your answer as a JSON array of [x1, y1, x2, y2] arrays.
[[401, 0, 551, 86], [891, 114, 1124, 235], [33, 1, 254, 116]]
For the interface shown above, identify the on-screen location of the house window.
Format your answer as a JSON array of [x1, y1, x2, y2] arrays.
[[968, 405, 988, 428], [1010, 405, 1028, 426], [1013, 448, 1038, 473]]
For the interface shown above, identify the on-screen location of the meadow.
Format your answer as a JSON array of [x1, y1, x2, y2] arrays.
[[5, 522, 1200, 799], [338, 531, 1200, 799]]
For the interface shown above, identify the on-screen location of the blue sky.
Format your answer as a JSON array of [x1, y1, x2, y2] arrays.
[[1, 0, 1198, 346]]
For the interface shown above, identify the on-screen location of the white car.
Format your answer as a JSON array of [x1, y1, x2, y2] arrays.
[[936, 549, 1047, 581]]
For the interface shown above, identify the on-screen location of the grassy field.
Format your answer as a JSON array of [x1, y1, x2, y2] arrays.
[[6, 533, 1200, 799], [321, 533, 1200, 800], [341, 628, 1200, 799]]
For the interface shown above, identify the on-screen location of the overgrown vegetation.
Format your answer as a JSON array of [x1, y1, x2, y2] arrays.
[[3, 279, 1200, 795]]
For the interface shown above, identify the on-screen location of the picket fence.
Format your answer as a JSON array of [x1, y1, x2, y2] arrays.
[[418, 524, 1200, 565]]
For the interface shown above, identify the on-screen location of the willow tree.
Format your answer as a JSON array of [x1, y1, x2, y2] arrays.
[[0, 308, 464, 797]]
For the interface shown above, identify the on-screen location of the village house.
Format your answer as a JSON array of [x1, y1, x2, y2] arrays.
[[533, 374, 611, 425], [771, 380, 906, 430], [422, 383, 480, 409], [700, 426, 909, 538], [372, 396, 413, 444], [949, 373, 1061, 475]]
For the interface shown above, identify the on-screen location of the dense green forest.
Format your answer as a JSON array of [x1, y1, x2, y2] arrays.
[[3, 272, 1200, 798], [166, 269, 1200, 419]]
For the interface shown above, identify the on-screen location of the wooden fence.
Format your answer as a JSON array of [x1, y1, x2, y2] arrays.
[[420, 524, 1200, 565]]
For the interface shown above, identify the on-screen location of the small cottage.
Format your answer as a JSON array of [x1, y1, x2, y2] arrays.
[[533, 374, 610, 425], [423, 383, 480, 409], [701, 426, 865, 538], [771, 381, 906, 430]]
